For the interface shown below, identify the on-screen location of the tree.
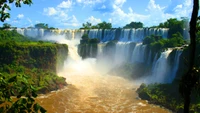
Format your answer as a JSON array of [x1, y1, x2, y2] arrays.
[[157, 18, 185, 38], [81, 22, 92, 29], [35, 23, 48, 29], [0, 1, 46, 112], [81, 34, 89, 40], [81, 21, 112, 29], [2, 23, 11, 29], [179, 0, 199, 113], [0, 74, 46, 113], [123, 21, 143, 29], [0, 0, 32, 22], [96, 21, 112, 29]]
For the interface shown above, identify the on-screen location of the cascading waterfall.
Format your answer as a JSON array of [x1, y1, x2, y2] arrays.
[[169, 50, 183, 82], [16, 27, 184, 84], [151, 49, 173, 83], [16, 28, 170, 41], [147, 50, 152, 65], [131, 43, 146, 63], [13, 27, 182, 112], [114, 42, 131, 65]]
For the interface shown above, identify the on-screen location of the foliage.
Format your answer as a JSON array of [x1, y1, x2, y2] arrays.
[[0, 0, 32, 22], [78, 34, 99, 59], [0, 30, 68, 112], [82, 22, 92, 29], [137, 83, 200, 112], [143, 35, 161, 45], [123, 21, 143, 29], [81, 34, 89, 40], [35, 23, 48, 29], [81, 21, 112, 29], [157, 18, 187, 38], [95, 21, 112, 29], [0, 74, 46, 113], [0, 29, 29, 42], [2, 23, 11, 29], [143, 33, 185, 53]]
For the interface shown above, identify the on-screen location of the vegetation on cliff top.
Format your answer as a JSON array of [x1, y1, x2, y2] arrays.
[[0, 29, 68, 112]]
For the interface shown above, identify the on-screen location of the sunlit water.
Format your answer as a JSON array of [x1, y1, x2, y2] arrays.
[[36, 74, 171, 113], [36, 36, 171, 113]]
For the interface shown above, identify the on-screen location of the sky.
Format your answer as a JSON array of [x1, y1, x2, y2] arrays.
[[1, 0, 194, 29]]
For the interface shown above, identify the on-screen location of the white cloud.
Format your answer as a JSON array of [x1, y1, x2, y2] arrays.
[[76, 0, 103, 6], [17, 14, 24, 19], [43, 1, 80, 28], [43, 7, 57, 16], [173, 0, 192, 17], [109, 4, 148, 27], [108, 0, 192, 27], [114, 0, 126, 7], [58, 0, 73, 9], [35, 21, 40, 24], [128, 7, 133, 13], [86, 16, 102, 25]]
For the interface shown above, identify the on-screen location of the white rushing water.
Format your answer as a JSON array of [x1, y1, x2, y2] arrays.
[[16, 27, 183, 84], [16, 28, 169, 42], [151, 49, 173, 83]]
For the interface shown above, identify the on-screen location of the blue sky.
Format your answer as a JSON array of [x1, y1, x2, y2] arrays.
[[1, 0, 193, 29]]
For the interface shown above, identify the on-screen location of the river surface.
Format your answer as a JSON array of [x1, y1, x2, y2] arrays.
[[37, 74, 171, 113]]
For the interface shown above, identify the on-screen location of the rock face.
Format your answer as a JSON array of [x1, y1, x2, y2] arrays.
[[0, 42, 68, 73]]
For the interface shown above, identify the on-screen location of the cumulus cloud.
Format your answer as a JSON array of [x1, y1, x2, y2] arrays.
[[62, 15, 80, 27], [43, 0, 80, 28], [114, 0, 126, 7], [77, 0, 126, 13], [109, 0, 192, 27], [58, 0, 73, 9], [110, 6, 148, 27], [86, 16, 102, 25], [76, 0, 103, 6], [43, 7, 57, 16], [165, 0, 184, 14], [12, 14, 25, 24]]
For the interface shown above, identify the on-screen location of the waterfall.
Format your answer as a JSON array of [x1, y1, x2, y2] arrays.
[[16, 28, 25, 35], [131, 43, 146, 63], [16, 28, 172, 42], [147, 50, 152, 65], [15, 27, 185, 84], [103, 29, 116, 42], [119, 29, 130, 42], [151, 49, 172, 83], [169, 50, 182, 82], [114, 42, 131, 65]]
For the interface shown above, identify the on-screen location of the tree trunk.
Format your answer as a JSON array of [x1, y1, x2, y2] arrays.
[[183, 0, 199, 113]]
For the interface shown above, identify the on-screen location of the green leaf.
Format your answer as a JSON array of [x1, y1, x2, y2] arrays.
[[0, 107, 5, 113], [40, 106, 47, 113], [33, 103, 40, 111], [32, 91, 37, 98], [27, 103, 32, 108], [8, 76, 17, 82], [17, 95, 22, 98]]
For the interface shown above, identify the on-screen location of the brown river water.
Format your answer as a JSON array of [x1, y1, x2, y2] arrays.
[[36, 74, 171, 113]]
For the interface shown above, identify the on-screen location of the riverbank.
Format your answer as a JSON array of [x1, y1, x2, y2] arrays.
[[136, 83, 200, 113]]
